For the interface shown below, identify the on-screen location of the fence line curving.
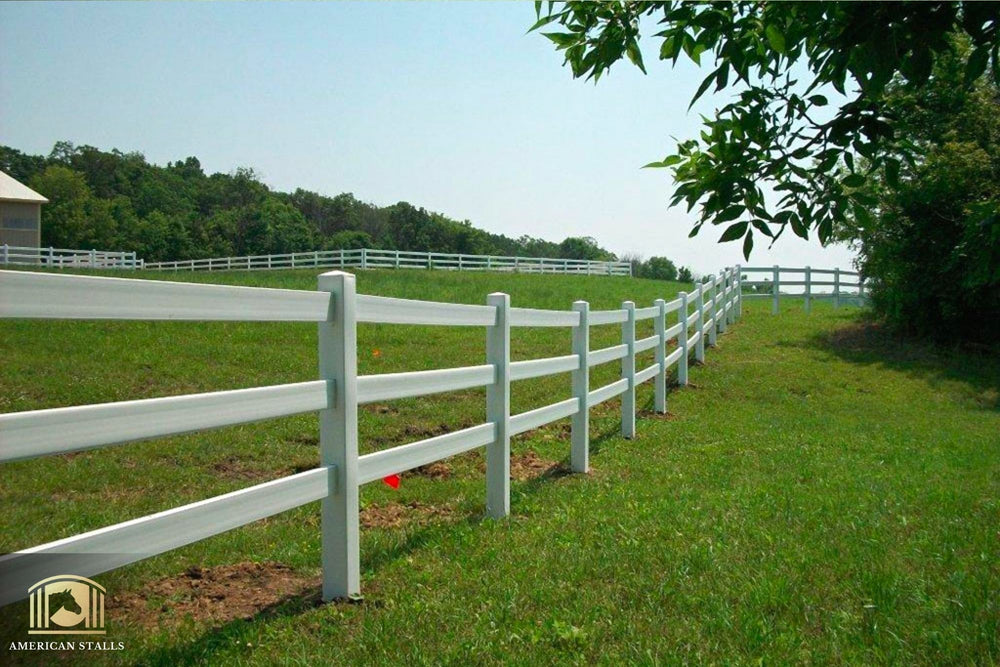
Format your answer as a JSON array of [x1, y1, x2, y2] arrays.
[[143, 248, 632, 276], [0, 263, 852, 605]]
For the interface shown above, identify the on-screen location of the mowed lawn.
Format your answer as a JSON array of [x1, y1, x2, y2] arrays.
[[1, 268, 998, 665]]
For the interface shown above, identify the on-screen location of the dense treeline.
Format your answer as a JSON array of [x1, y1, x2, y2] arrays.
[[0, 142, 620, 264], [842, 43, 1000, 343]]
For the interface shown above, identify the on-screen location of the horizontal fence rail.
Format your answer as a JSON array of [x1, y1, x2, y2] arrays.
[[143, 248, 632, 277], [0, 263, 852, 606], [1, 245, 141, 270]]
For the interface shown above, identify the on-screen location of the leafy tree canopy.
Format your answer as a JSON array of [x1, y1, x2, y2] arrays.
[[1, 142, 627, 264], [533, 1, 1000, 257]]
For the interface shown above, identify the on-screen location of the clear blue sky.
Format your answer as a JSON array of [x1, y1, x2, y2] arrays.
[[0, 1, 856, 274]]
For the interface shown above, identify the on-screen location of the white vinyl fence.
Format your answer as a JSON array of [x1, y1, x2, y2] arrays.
[[1, 244, 141, 270], [740, 265, 867, 314], [0, 265, 748, 605], [144, 248, 632, 276]]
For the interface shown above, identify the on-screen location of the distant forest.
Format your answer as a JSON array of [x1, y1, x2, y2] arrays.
[[0, 142, 619, 263]]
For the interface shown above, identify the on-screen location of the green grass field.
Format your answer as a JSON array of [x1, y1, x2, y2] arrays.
[[1, 268, 998, 665]]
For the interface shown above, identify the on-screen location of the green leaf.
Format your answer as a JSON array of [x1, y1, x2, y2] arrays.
[[718, 220, 748, 242], [885, 158, 900, 189], [808, 95, 828, 106], [543, 32, 579, 48], [626, 40, 647, 74], [715, 205, 744, 223], [642, 155, 682, 169], [965, 46, 989, 88], [765, 24, 786, 54], [742, 229, 754, 258], [842, 173, 865, 188]]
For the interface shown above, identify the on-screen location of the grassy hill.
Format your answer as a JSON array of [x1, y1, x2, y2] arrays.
[[1, 269, 998, 664]]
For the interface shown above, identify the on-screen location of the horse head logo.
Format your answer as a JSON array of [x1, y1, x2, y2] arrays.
[[27, 575, 106, 635], [47, 588, 83, 615]]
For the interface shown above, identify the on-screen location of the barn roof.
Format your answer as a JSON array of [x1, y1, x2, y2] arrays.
[[0, 170, 49, 204]]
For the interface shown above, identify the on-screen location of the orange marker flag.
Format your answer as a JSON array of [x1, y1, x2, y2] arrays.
[[382, 474, 400, 489]]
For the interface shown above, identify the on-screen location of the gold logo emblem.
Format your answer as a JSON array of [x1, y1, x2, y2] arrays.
[[27, 575, 106, 635]]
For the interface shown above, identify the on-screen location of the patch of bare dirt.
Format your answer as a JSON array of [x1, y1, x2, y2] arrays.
[[287, 433, 318, 446], [212, 456, 316, 481], [113, 562, 319, 629], [509, 450, 570, 481], [412, 461, 452, 479], [360, 501, 456, 529], [637, 409, 679, 421], [368, 404, 399, 415]]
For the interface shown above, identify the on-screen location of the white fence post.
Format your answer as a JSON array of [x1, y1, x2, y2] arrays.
[[772, 265, 780, 315], [736, 264, 743, 320], [654, 298, 667, 413], [621, 300, 636, 439], [695, 283, 705, 363], [707, 277, 718, 347], [727, 268, 736, 326], [834, 268, 841, 309], [571, 300, 590, 472], [361, 248, 368, 271], [804, 265, 812, 314], [718, 273, 729, 334], [678, 291, 689, 385], [486, 292, 511, 519], [89, 249, 96, 268], [317, 270, 359, 601]]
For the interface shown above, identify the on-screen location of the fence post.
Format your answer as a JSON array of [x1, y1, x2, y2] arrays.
[[395, 251, 400, 269], [678, 292, 689, 385], [317, 270, 359, 601], [571, 300, 590, 472], [720, 272, 730, 333], [834, 268, 841, 309], [727, 268, 736, 326], [804, 265, 812, 314], [772, 265, 780, 315], [620, 301, 636, 438], [459, 255, 464, 271], [48, 246, 54, 267], [487, 256, 492, 271], [486, 292, 511, 519], [2, 244, 7, 265], [695, 283, 705, 362], [707, 277, 718, 347], [736, 264, 743, 320], [90, 249, 96, 268], [654, 298, 667, 413], [361, 248, 368, 271]]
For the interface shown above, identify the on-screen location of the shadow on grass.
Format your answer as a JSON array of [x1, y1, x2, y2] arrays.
[[800, 315, 1000, 411]]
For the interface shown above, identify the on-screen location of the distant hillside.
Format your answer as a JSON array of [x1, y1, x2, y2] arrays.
[[0, 142, 616, 263]]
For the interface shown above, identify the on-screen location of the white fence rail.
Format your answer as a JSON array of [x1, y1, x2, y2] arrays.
[[0, 245, 141, 270], [0, 264, 754, 605], [739, 265, 867, 314], [144, 248, 632, 276]]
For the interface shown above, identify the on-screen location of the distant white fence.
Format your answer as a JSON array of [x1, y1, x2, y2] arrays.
[[144, 248, 632, 276], [0, 264, 757, 605], [0, 245, 141, 270], [740, 265, 867, 313]]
